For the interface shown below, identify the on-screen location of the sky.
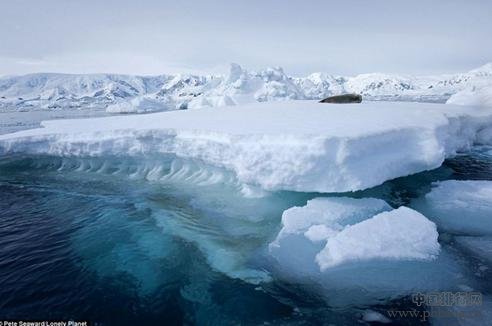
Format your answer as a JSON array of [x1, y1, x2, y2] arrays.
[[1, 0, 491, 76]]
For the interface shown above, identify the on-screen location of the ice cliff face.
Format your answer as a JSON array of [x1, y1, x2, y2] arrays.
[[0, 63, 491, 112]]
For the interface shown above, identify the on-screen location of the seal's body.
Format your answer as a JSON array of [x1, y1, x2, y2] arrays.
[[319, 93, 362, 104]]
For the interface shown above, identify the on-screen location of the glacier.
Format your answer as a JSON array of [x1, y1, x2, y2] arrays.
[[0, 62, 491, 113], [1, 100, 492, 193]]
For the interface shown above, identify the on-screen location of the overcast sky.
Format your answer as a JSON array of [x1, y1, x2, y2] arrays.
[[1, 0, 491, 76]]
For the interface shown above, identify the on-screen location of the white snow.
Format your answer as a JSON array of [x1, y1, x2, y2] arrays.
[[271, 197, 391, 246], [446, 84, 492, 108], [267, 197, 465, 307], [106, 96, 173, 113], [362, 310, 391, 324], [269, 198, 439, 271], [269, 197, 391, 273], [316, 206, 440, 269], [413, 180, 492, 235], [1, 62, 491, 112], [1, 101, 492, 193]]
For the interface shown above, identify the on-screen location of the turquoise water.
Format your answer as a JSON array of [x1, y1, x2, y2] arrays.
[[0, 147, 491, 324]]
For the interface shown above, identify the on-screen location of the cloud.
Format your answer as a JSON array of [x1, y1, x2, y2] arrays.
[[1, 0, 491, 75]]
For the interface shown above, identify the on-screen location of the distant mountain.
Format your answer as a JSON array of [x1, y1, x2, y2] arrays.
[[1, 63, 491, 113]]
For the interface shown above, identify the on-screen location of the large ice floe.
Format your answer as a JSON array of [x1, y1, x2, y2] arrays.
[[268, 197, 464, 306], [1, 101, 492, 193], [413, 180, 492, 235]]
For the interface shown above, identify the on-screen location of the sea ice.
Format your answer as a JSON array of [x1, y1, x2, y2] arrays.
[[455, 236, 492, 263], [446, 84, 492, 108], [267, 197, 466, 306], [362, 310, 391, 324], [316, 206, 440, 269], [0, 101, 491, 193], [270, 198, 439, 271], [106, 96, 172, 113], [413, 180, 492, 235]]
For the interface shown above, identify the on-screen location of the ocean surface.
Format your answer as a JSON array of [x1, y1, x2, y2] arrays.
[[0, 110, 491, 325]]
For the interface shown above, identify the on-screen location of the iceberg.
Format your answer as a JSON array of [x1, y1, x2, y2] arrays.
[[1, 101, 492, 193], [413, 180, 492, 235]]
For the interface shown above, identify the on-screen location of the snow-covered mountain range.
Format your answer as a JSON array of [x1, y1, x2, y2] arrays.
[[1, 63, 491, 113]]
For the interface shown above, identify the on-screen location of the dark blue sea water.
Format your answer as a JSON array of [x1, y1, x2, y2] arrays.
[[0, 146, 491, 325]]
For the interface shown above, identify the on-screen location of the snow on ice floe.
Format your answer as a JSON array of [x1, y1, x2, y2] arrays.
[[1, 101, 492, 193], [269, 198, 439, 271], [316, 206, 440, 269], [413, 180, 492, 235], [268, 197, 466, 306]]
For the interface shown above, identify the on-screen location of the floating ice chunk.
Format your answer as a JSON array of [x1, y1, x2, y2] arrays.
[[272, 197, 391, 245], [269, 197, 391, 275], [413, 180, 492, 235], [362, 310, 391, 324], [106, 96, 172, 113], [268, 198, 459, 306], [270, 198, 439, 271], [455, 236, 492, 263], [446, 84, 492, 108], [187, 94, 236, 109], [316, 207, 440, 270]]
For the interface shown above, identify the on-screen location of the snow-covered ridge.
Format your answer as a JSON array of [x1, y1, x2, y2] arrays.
[[1, 101, 491, 193], [1, 63, 491, 112]]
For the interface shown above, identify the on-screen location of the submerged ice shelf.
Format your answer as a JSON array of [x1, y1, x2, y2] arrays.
[[1, 100, 492, 193]]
